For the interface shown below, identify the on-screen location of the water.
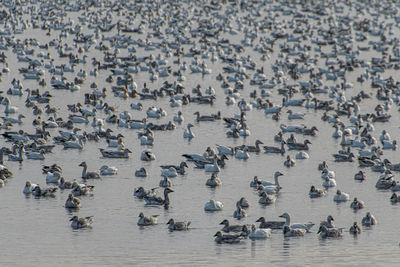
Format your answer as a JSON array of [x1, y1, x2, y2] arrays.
[[1, 0, 400, 266]]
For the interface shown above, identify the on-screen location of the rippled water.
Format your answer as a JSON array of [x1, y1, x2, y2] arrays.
[[1, 1, 400, 266]]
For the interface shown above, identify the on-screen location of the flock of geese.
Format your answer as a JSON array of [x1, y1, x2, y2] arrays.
[[0, 0, 398, 250]]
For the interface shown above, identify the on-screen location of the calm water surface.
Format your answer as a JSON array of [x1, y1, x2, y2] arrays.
[[1, 1, 400, 266]]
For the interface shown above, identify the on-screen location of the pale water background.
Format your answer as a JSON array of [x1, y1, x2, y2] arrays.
[[0, 1, 400, 266]]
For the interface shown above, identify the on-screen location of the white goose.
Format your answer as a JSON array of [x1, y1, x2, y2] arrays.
[[100, 165, 118, 175], [235, 146, 249, 159], [183, 123, 195, 139], [204, 199, 223, 212], [279, 212, 314, 231]]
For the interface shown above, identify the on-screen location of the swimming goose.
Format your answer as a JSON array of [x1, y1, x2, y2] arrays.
[[214, 231, 243, 244], [23, 181, 38, 194], [167, 218, 190, 231], [144, 187, 173, 206], [79, 162, 100, 179], [248, 224, 271, 240], [349, 222, 361, 235], [141, 149, 156, 161], [26, 149, 45, 160], [133, 187, 156, 199], [287, 110, 305, 120], [350, 198, 365, 210], [391, 193, 400, 203], [137, 212, 158, 226], [71, 181, 94, 197], [204, 199, 223, 211], [256, 217, 285, 229], [279, 212, 314, 231], [238, 197, 250, 208], [63, 136, 84, 149], [287, 140, 311, 151], [283, 226, 306, 237], [309, 185, 326, 198], [320, 215, 335, 228], [361, 212, 377, 226], [206, 173, 222, 187], [233, 201, 247, 219], [220, 219, 244, 233], [263, 141, 285, 154], [295, 151, 309, 159], [32, 185, 57, 197], [70, 216, 92, 229], [45, 171, 61, 184], [259, 192, 276, 205], [100, 165, 118, 175], [135, 167, 148, 177], [333, 190, 350, 202], [321, 168, 335, 179], [216, 144, 234, 156], [183, 123, 195, 139], [100, 148, 132, 158], [1, 114, 25, 124], [382, 140, 397, 150], [317, 225, 343, 238], [173, 111, 184, 123], [161, 167, 178, 178], [58, 177, 74, 189], [159, 176, 172, 188], [160, 162, 188, 175], [284, 155, 296, 167], [204, 157, 220, 172], [235, 146, 249, 159]]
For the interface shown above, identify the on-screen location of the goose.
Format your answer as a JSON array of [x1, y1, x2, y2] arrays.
[[130, 102, 143, 111], [257, 171, 283, 187], [70, 216, 93, 229], [238, 197, 250, 208], [160, 162, 188, 175], [23, 181, 38, 194], [256, 217, 285, 229], [333, 190, 350, 202], [287, 140, 311, 151], [26, 149, 45, 160], [135, 167, 148, 177], [248, 225, 271, 240], [144, 187, 173, 206], [283, 226, 306, 237], [137, 212, 158, 226], [296, 151, 309, 159], [214, 231, 243, 244], [161, 167, 178, 178], [167, 218, 190, 231], [4, 98, 18, 114], [235, 146, 249, 160], [159, 176, 172, 188], [333, 152, 355, 162], [204, 157, 220, 172], [332, 124, 343, 138], [350, 198, 365, 210], [63, 136, 84, 149], [45, 171, 61, 184], [58, 177, 74, 189], [100, 148, 132, 158], [321, 168, 335, 179], [279, 212, 314, 231], [204, 199, 223, 211], [8, 145, 24, 162], [79, 162, 100, 179], [257, 184, 281, 195], [220, 219, 244, 233], [320, 215, 335, 228], [65, 194, 81, 209], [287, 110, 305, 120], [100, 165, 118, 175], [284, 155, 296, 167], [71, 182, 94, 197], [1, 114, 25, 124], [206, 173, 222, 187], [173, 111, 184, 123], [32, 185, 57, 197], [263, 141, 285, 154], [279, 124, 303, 133], [258, 191, 276, 205], [390, 193, 400, 203], [309, 186, 326, 198], [238, 140, 264, 153], [317, 225, 343, 238], [133, 187, 156, 199], [183, 123, 195, 139], [362, 212, 377, 226], [233, 201, 247, 219], [349, 222, 361, 235], [141, 149, 156, 161], [382, 140, 397, 150]]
